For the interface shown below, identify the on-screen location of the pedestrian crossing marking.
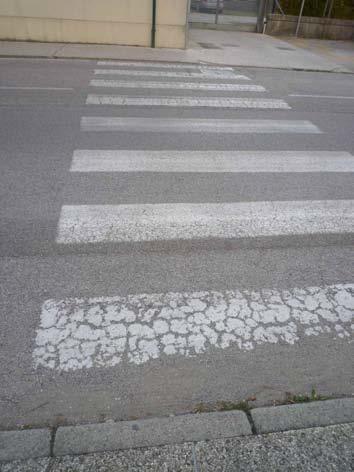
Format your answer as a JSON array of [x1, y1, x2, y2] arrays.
[[97, 61, 235, 71], [80, 117, 321, 134], [86, 95, 290, 109], [56, 200, 354, 244], [90, 79, 266, 92], [94, 69, 250, 80], [33, 283, 354, 370], [70, 151, 354, 173]]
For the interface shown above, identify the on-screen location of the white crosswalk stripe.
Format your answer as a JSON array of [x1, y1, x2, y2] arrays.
[[97, 61, 235, 71], [70, 150, 354, 173], [90, 79, 266, 92], [34, 283, 354, 370], [80, 117, 321, 133], [94, 69, 249, 80], [86, 95, 290, 109], [56, 200, 354, 244]]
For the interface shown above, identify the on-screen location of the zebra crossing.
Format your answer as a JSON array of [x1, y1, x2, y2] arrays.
[[33, 60, 354, 372]]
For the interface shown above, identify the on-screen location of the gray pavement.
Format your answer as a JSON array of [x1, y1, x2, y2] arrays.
[[1, 28, 354, 72], [0, 56, 353, 448]]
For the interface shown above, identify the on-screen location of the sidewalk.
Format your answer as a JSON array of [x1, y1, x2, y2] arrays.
[[1, 29, 353, 73]]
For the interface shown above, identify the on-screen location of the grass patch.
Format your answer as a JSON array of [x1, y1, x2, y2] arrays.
[[285, 388, 328, 404], [194, 400, 251, 414]]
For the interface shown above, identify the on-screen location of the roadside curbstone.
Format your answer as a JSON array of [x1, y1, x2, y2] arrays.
[[251, 398, 354, 434], [2, 399, 354, 463], [54, 410, 251, 456], [0, 428, 51, 462]]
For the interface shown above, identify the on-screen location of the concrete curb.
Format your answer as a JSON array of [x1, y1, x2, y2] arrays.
[[0, 429, 51, 463], [1, 398, 354, 463], [54, 410, 251, 456], [251, 398, 354, 434]]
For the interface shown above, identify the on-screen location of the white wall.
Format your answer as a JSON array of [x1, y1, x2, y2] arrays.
[[0, 0, 189, 48]]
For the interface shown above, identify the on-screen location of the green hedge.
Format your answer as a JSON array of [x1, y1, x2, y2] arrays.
[[279, 0, 354, 19]]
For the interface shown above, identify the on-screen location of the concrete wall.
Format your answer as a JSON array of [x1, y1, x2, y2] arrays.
[[266, 14, 354, 40], [0, 0, 189, 48]]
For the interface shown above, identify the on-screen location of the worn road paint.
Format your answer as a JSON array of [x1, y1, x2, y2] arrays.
[[70, 150, 354, 173], [56, 200, 354, 244], [97, 61, 235, 71], [33, 284, 354, 371], [94, 69, 249, 80], [0, 86, 74, 91], [80, 117, 321, 134], [89, 79, 266, 92], [86, 95, 290, 109], [289, 94, 354, 100]]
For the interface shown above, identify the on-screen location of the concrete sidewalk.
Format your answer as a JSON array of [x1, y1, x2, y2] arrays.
[[1, 29, 353, 73]]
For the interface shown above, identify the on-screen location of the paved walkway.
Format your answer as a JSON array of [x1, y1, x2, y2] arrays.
[[1, 29, 353, 73], [284, 36, 354, 73]]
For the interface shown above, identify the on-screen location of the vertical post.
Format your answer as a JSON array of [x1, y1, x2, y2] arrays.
[[327, 0, 334, 18], [295, 0, 306, 37], [151, 0, 157, 48], [323, 0, 330, 17], [215, 0, 221, 24], [257, 0, 266, 33]]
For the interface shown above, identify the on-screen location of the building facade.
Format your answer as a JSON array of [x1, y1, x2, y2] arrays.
[[0, 0, 190, 49]]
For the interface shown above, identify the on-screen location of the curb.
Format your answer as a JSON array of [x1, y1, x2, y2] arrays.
[[0, 54, 353, 75], [251, 397, 354, 434], [1, 398, 354, 463]]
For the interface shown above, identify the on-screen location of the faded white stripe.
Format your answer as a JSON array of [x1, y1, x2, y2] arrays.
[[0, 86, 74, 91], [97, 61, 234, 71], [94, 69, 249, 80], [33, 283, 354, 370], [289, 94, 354, 100], [56, 200, 354, 244], [86, 95, 290, 109], [70, 151, 354, 173], [80, 117, 321, 134], [89, 79, 266, 92]]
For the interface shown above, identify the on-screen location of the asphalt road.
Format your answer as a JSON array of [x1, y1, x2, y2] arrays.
[[0, 58, 353, 429]]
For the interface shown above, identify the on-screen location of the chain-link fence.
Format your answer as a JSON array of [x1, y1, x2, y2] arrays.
[[274, 0, 354, 19]]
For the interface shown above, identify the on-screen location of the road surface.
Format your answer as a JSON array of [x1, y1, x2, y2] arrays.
[[0, 58, 353, 429]]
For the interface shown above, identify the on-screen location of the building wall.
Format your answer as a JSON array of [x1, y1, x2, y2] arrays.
[[0, 0, 189, 48], [266, 14, 354, 40]]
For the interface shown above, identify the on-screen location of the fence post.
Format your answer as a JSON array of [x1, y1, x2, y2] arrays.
[[151, 0, 157, 48]]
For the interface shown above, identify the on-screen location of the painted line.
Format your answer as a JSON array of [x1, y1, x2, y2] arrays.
[[85, 95, 290, 109], [89, 79, 266, 92], [56, 200, 354, 244], [33, 283, 354, 370], [81, 117, 321, 134], [289, 94, 354, 100], [97, 61, 235, 71], [0, 86, 74, 91], [94, 69, 249, 80], [70, 151, 354, 173]]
